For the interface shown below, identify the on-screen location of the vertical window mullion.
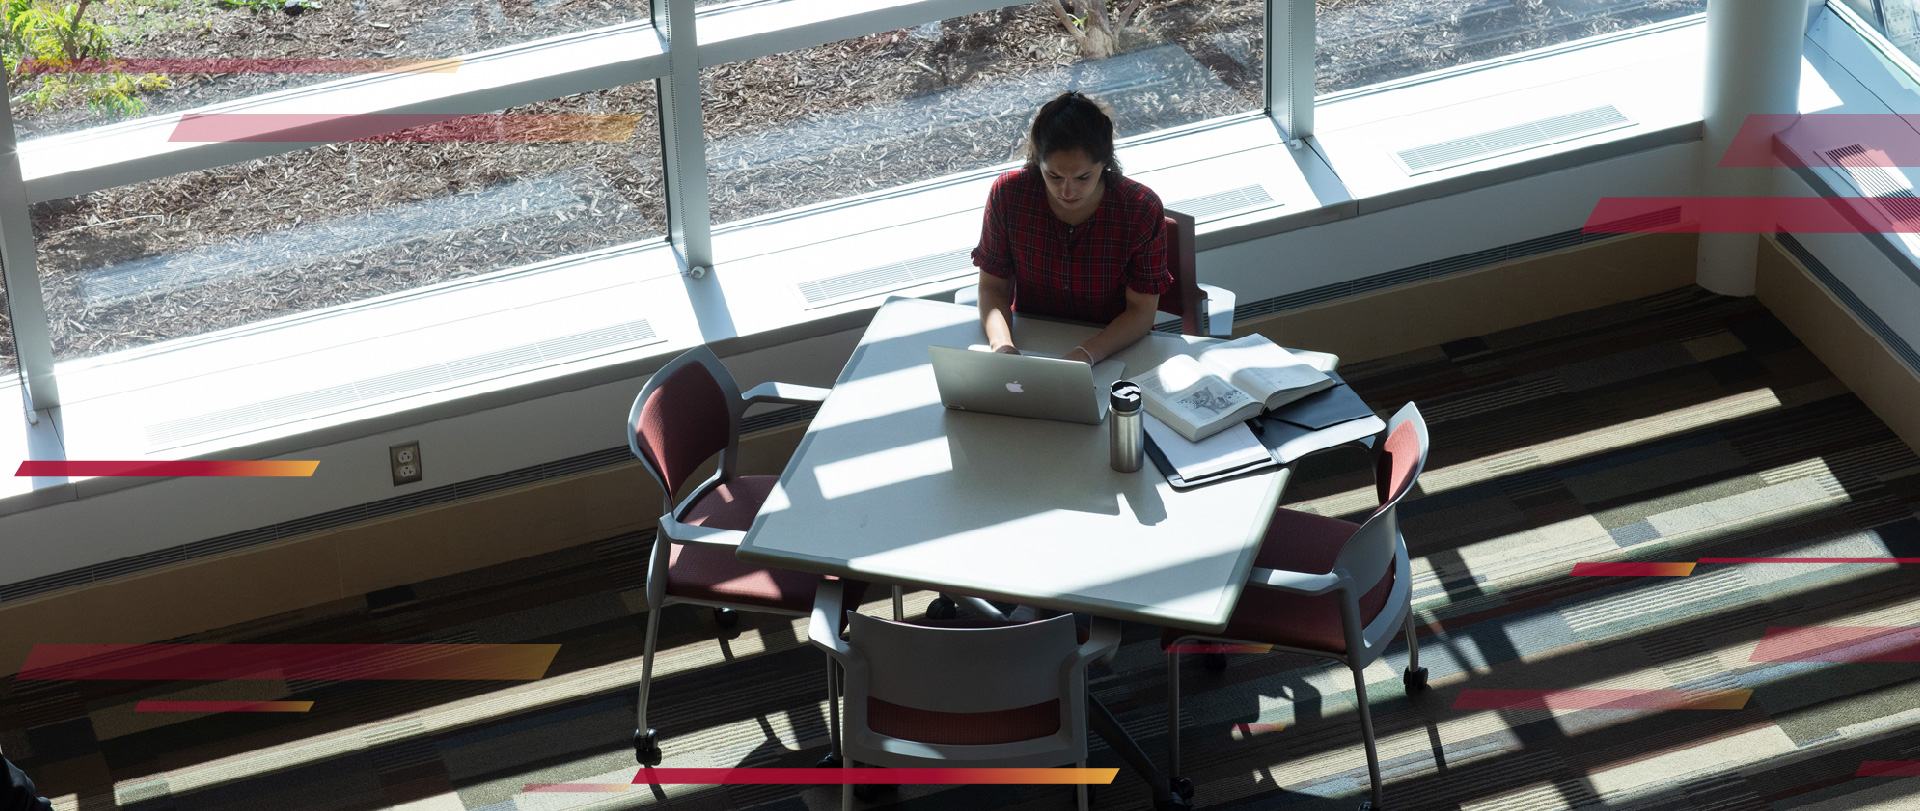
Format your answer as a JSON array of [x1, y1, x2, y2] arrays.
[[1267, 0, 1314, 143], [654, 0, 715, 274], [0, 86, 60, 412]]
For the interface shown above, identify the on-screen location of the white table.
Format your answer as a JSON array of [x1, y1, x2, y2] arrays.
[[738, 297, 1319, 809], [738, 296, 1289, 633]]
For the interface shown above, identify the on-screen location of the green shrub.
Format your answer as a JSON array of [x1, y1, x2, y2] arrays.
[[5, 0, 170, 116]]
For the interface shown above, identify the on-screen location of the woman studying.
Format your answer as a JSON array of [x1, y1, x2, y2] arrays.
[[972, 91, 1172, 364]]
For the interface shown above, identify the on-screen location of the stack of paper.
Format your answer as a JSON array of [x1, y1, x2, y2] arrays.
[[1142, 415, 1271, 480]]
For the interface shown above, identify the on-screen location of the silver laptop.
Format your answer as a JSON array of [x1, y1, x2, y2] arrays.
[[929, 345, 1126, 424]]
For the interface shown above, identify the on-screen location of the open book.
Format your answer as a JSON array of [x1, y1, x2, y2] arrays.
[[1132, 335, 1335, 441]]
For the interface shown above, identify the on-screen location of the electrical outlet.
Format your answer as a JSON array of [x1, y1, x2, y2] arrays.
[[389, 441, 423, 485]]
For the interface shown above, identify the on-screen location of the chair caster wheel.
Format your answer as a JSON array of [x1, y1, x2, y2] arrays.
[[1404, 666, 1428, 692], [1172, 777, 1195, 800], [816, 752, 842, 769], [713, 607, 738, 628], [633, 728, 661, 764], [926, 597, 957, 620], [1358, 802, 1375, 810], [1202, 652, 1228, 672]]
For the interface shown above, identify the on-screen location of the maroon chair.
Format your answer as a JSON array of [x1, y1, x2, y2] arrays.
[[627, 344, 866, 764], [1158, 209, 1237, 337], [1162, 402, 1431, 811]]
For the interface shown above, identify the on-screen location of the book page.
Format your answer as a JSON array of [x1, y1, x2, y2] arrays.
[[1134, 355, 1256, 436], [1197, 335, 1332, 407]]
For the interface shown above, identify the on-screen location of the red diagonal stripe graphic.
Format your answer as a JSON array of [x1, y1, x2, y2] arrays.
[[1749, 626, 1920, 663], [19, 644, 559, 680]]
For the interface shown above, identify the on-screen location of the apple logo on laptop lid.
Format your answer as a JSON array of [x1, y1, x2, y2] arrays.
[[1006, 381, 1024, 393]]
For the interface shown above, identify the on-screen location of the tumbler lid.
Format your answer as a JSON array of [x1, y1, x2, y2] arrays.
[[1111, 381, 1142, 412]]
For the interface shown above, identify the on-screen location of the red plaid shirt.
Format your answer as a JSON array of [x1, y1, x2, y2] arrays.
[[971, 168, 1172, 323]]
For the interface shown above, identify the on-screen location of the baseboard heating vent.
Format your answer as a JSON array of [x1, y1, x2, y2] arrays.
[[144, 319, 661, 449], [1394, 105, 1633, 175], [1169, 185, 1275, 220], [1775, 231, 1920, 375], [798, 248, 974, 309], [1822, 144, 1920, 229]]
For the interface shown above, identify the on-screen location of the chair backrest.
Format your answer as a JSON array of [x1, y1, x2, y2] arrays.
[[1331, 402, 1429, 658], [840, 612, 1088, 763], [627, 345, 745, 505], [1157, 210, 1206, 336]]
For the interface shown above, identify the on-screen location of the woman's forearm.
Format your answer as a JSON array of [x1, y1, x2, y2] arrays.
[[1076, 291, 1158, 364], [979, 273, 1018, 351]]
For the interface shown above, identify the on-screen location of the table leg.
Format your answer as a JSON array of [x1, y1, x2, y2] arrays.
[[1087, 692, 1190, 810]]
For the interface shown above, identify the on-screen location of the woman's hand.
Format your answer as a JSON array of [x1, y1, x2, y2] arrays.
[[991, 343, 1021, 355], [1065, 346, 1094, 364]]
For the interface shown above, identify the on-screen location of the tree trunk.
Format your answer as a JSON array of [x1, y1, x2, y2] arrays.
[[1049, 0, 1119, 59]]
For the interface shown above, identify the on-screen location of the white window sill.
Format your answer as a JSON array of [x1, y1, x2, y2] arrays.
[[0, 13, 1713, 519]]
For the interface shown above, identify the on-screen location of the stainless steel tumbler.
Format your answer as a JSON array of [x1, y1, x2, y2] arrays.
[[1110, 381, 1144, 473]]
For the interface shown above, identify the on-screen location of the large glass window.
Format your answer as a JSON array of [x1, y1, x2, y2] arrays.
[[702, 0, 1263, 227], [8, 0, 650, 140], [1316, 0, 1704, 95], [1840, 0, 1920, 66], [31, 84, 664, 362]]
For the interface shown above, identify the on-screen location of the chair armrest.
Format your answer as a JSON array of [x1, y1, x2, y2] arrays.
[[742, 381, 832, 407], [1198, 283, 1236, 337], [659, 514, 746, 548], [953, 285, 980, 307], [1072, 617, 1123, 668], [1247, 567, 1343, 595], [808, 580, 854, 664]]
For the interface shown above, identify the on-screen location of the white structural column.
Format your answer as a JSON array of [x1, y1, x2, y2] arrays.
[[1268, 0, 1315, 143], [653, 0, 713, 274], [1697, 0, 1805, 295], [0, 81, 60, 410]]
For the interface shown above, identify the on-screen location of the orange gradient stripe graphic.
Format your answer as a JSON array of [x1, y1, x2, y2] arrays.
[[631, 768, 1118, 785], [18, 57, 461, 74], [15, 461, 317, 477], [1859, 761, 1920, 777], [19, 644, 559, 680], [135, 701, 313, 712], [171, 113, 640, 144], [1570, 562, 1695, 576], [1749, 626, 1920, 663], [1452, 689, 1751, 711]]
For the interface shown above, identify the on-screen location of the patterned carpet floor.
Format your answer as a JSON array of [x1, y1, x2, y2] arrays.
[[8, 285, 1920, 811]]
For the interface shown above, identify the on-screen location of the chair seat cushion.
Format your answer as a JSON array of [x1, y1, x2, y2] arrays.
[[1162, 508, 1393, 654], [668, 475, 865, 612]]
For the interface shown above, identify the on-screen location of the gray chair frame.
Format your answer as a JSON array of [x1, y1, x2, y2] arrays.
[[1164, 402, 1430, 811], [809, 580, 1120, 810], [627, 344, 845, 763]]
